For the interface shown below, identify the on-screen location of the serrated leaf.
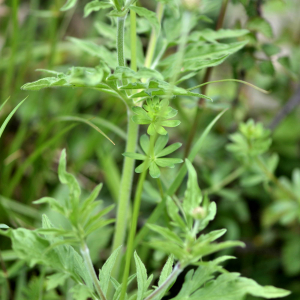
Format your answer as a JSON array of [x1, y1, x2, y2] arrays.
[[34, 197, 66, 215], [99, 246, 122, 296], [68, 37, 117, 68], [158, 256, 174, 286], [70, 285, 94, 300], [190, 28, 249, 42], [247, 17, 273, 38], [130, 6, 160, 33], [58, 149, 81, 202], [84, 1, 114, 18], [61, 0, 77, 11], [147, 224, 182, 244], [183, 160, 202, 222], [47, 273, 70, 290], [134, 252, 150, 300]]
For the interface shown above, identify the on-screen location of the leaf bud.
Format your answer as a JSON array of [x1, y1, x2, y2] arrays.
[[182, 0, 201, 10], [192, 206, 206, 219]]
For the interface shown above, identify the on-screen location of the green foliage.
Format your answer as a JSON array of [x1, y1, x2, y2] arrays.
[[147, 160, 244, 266], [123, 134, 182, 178], [227, 119, 272, 161], [0, 0, 297, 299], [171, 262, 290, 300], [131, 97, 180, 135]]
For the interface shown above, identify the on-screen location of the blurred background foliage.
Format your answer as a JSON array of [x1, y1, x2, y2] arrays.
[[0, 0, 299, 299]]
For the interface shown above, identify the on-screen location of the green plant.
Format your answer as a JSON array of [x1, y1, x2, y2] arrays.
[[0, 0, 295, 299]]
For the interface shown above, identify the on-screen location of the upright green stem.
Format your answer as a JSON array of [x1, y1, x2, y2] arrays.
[[112, 114, 138, 267], [119, 135, 156, 300], [117, 17, 126, 67], [119, 169, 147, 300], [111, 8, 139, 286], [130, 6, 137, 72], [80, 243, 106, 300]]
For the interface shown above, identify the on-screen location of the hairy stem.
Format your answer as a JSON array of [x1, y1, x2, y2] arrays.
[[144, 263, 182, 300], [119, 135, 156, 300], [130, 5, 137, 72], [80, 243, 106, 300], [117, 17, 126, 67], [111, 6, 139, 286], [112, 0, 122, 12], [119, 169, 147, 300], [111, 113, 139, 273]]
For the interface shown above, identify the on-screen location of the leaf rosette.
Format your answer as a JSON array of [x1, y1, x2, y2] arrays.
[[132, 96, 181, 135], [123, 134, 183, 178]]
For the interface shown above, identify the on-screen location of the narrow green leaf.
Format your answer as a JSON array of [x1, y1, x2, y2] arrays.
[[134, 252, 149, 300], [155, 158, 183, 168], [0, 98, 26, 139], [84, 1, 114, 18], [123, 152, 147, 160], [130, 6, 160, 33], [140, 134, 150, 154], [149, 162, 161, 178], [147, 224, 182, 244], [99, 246, 122, 296], [58, 149, 81, 201], [154, 134, 169, 155], [158, 256, 174, 286], [61, 0, 77, 11], [156, 143, 182, 157], [182, 159, 202, 219]]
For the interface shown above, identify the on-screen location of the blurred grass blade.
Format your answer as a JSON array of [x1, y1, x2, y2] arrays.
[[0, 97, 27, 139], [57, 116, 116, 145], [6, 124, 76, 198], [187, 79, 269, 94]]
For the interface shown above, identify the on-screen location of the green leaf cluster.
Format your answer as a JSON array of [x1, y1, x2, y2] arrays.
[[227, 119, 272, 161], [123, 134, 182, 178], [147, 160, 244, 266], [131, 97, 180, 135], [170, 258, 290, 300]]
